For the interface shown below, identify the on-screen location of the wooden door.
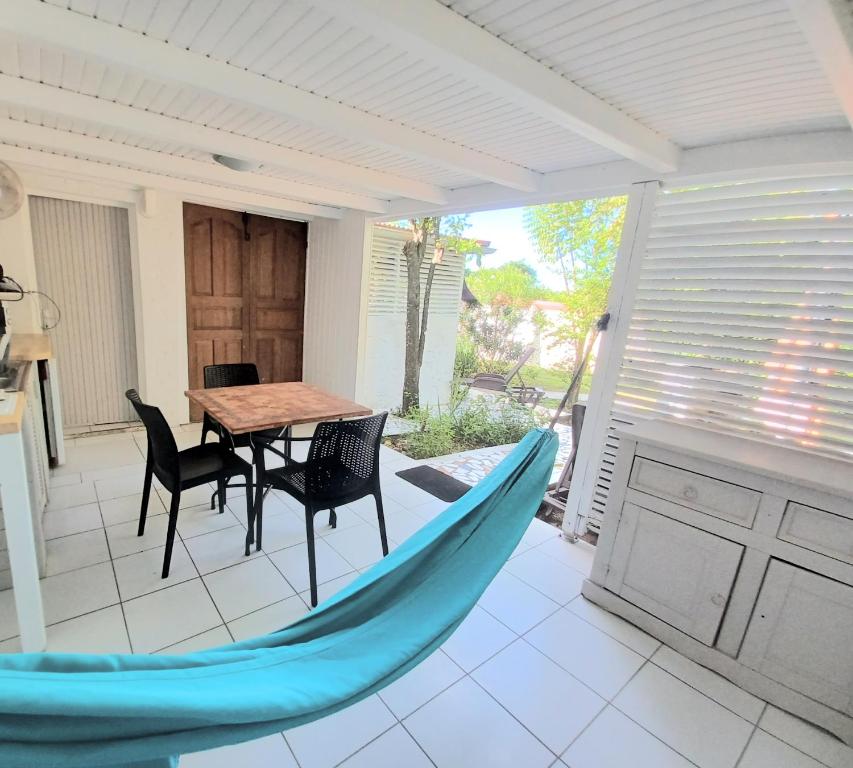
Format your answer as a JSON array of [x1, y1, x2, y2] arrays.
[[184, 204, 306, 421], [246, 215, 306, 385]]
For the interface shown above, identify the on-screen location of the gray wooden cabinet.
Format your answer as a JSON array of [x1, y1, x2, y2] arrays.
[[585, 420, 853, 745]]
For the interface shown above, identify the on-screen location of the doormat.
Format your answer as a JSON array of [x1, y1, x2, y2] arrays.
[[396, 466, 471, 503]]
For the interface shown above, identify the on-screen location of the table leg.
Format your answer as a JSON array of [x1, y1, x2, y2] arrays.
[[0, 431, 47, 651]]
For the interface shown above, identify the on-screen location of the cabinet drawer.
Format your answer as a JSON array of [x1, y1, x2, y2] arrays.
[[779, 502, 853, 566], [629, 457, 760, 527], [605, 504, 744, 645], [740, 561, 853, 716]]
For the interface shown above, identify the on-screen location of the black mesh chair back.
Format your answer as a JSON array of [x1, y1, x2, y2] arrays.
[[305, 412, 388, 501], [203, 363, 261, 389], [200, 363, 262, 445], [126, 389, 179, 486]]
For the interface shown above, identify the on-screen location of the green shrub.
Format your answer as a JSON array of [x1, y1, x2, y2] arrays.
[[453, 335, 479, 380], [389, 395, 542, 459]]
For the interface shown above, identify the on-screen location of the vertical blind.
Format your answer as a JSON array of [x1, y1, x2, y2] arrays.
[[589, 174, 853, 531], [29, 196, 138, 428]]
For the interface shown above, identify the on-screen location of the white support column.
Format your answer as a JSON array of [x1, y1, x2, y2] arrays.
[[562, 180, 659, 539], [0, 428, 46, 651]]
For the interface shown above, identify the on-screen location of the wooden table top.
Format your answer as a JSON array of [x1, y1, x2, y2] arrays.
[[185, 381, 372, 435]]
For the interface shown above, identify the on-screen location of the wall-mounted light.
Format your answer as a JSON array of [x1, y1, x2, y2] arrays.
[[213, 154, 260, 172]]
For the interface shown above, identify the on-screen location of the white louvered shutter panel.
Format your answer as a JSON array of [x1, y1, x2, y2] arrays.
[[588, 175, 853, 532], [367, 225, 465, 316]]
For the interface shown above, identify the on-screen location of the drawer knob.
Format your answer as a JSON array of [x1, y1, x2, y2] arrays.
[[710, 593, 726, 607], [682, 484, 698, 501]]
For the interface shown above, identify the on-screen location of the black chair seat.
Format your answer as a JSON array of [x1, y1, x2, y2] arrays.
[[174, 443, 253, 489]]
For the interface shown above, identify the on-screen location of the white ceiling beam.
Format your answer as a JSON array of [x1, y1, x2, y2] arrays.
[[0, 117, 385, 213], [0, 1, 539, 192], [0, 144, 342, 221], [786, 0, 853, 128], [314, 0, 680, 173], [388, 130, 853, 218], [0, 76, 448, 206]]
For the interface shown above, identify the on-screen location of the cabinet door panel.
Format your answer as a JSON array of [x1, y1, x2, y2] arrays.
[[606, 504, 743, 645], [740, 560, 853, 715]]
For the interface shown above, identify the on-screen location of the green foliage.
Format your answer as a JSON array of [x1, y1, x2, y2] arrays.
[[523, 197, 626, 367], [453, 334, 480, 380], [465, 261, 542, 308], [458, 304, 525, 369], [391, 396, 542, 460]]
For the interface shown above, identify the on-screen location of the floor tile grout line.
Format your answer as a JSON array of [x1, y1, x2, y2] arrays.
[[751, 705, 840, 768], [376, 650, 465, 723], [644, 653, 766, 726], [396, 720, 440, 768], [327, 719, 401, 768], [466, 672, 563, 760], [176, 527, 236, 644], [601, 658, 706, 768], [733, 715, 762, 768], [552, 695, 607, 763]]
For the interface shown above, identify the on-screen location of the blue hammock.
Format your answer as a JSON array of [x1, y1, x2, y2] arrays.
[[0, 428, 558, 768]]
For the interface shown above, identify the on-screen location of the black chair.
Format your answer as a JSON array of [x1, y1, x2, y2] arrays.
[[126, 389, 255, 578], [200, 363, 289, 509], [255, 412, 389, 607]]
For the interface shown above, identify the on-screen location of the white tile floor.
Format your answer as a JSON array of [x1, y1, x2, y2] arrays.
[[1, 426, 851, 768]]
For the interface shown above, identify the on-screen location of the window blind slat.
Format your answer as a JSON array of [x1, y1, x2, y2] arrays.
[[587, 174, 853, 533]]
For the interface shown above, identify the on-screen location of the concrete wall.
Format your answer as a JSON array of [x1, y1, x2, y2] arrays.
[[127, 190, 189, 425], [361, 311, 459, 412], [304, 211, 370, 401]]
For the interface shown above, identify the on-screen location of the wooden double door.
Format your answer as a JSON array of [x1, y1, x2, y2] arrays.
[[184, 203, 307, 421]]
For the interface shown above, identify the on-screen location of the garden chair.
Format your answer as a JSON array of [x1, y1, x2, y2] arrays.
[[126, 389, 254, 578], [200, 363, 290, 509], [465, 345, 545, 406], [255, 412, 390, 607]]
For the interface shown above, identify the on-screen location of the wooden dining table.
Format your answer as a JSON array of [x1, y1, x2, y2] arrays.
[[185, 381, 372, 552]]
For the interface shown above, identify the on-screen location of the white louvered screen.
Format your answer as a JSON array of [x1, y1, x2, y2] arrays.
[[588, 175, 853, 531], [368, 225, 465, 316]]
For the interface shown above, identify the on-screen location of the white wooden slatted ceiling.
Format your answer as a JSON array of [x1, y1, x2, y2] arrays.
[[0, 0, 846, 208], [585, 173, 853, 531], [443, 0, 845, 146]]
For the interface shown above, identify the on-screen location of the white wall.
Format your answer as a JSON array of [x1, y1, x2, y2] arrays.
[[304, 210, 371, 401], [127, 190, 189, 425], [361, 310, 459, 412]]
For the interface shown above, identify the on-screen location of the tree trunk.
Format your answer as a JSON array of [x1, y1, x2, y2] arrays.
[[418, 260, 437, 367], [402, 240, 422, 414]]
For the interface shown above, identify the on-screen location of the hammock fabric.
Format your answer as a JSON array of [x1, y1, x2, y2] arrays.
[[0, 428, 558, 768]]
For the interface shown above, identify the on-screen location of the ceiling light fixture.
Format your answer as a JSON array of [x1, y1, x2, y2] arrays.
[[213, 154, 260, 172]]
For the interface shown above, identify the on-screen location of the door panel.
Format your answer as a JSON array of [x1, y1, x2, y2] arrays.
[[605, 503, 744, 645], [740, 560, 853, 715], [246, 215, 306, 385], [184, 204, 306, 420], [184, 205, 247, 421]]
